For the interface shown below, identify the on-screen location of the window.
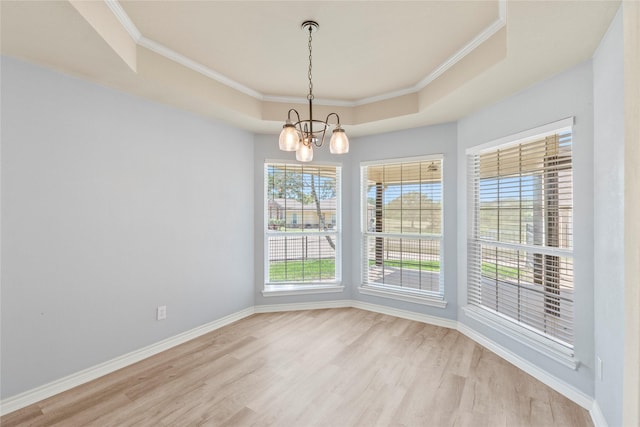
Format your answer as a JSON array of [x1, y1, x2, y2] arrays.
[[264, 162, 341, 293], [466, 119, 574, 361], [360, 156, 445, 306]]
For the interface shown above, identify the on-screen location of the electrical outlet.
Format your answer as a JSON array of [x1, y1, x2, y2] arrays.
[[596, 356, 603, 381], [157, 305, 167, 321]]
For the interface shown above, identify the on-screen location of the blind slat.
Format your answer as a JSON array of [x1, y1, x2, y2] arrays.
[[467, 131, 575, 348], [362, 158, 444, 297]]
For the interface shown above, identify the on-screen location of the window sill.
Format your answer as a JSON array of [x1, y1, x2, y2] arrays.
[[358, 284, 447, 308], [462, 305, 578, 370], [262, 284, 345, 297]]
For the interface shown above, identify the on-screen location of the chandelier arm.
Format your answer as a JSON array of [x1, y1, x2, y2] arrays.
[[315, 126, 328, 148], [287, 108, 302, 124], [301, 122, 310, 147], [296, 123, 307, 145], [287, 108, 306, 146], [324, 112, 342, 126]]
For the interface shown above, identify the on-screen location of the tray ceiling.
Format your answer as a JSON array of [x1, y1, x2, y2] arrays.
[[0, 1, 620, 136]]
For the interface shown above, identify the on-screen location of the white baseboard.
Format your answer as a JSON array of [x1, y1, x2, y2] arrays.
[[254, 300, 351, 313], [457, 323, 593, 410], [2, 300, 602, 425], [590, 400, 608, 427], [0, 307, 255, 416], [254, 299, 458, 331], [351, 300, 458, 329]]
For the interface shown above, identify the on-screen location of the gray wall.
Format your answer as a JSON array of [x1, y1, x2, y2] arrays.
[[1, 57, 255, 398], [349, 123, 458, 319], [456, 61, 596, 395], [593, 7, 624, 427]]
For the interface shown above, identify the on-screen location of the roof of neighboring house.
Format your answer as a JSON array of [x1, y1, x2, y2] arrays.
[[268, 198, 336, 211]]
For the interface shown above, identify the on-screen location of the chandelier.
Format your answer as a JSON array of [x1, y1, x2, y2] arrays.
[[278, 20, 349, 162]]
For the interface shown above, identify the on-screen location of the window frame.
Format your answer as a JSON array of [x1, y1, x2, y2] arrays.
[[263, 160, 344, 296], [358, 154, 447, 308], [463, 117, 578, 368]]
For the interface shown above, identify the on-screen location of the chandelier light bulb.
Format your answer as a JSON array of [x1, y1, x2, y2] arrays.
[[329, 125, 349, 154], [296, 143, 314, 162], [279, 121, 300, 151]]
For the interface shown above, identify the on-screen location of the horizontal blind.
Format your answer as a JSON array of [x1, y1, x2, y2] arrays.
[[265, 163, 340, 284], [467, 131, 574, 348], [361, 158, 443, 295]]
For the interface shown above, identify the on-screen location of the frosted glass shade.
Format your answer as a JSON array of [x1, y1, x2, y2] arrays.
[[296, 143, 313, 162], [329, 126, 349, 154], [279, 122, 300, 151]]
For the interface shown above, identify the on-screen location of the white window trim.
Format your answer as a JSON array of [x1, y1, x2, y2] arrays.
[[463, 117, 577, 368], [465, 117, 574, 155], [360, 154, 446, 304], [263, 284, 345, 297], [360, 153, 444, 167], [263, 161, 343, 293], [463, 305, 578, 369], [358, 284, 447, 308]]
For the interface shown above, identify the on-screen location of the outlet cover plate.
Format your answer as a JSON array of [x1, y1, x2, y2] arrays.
[[157, 305, 167, 320]]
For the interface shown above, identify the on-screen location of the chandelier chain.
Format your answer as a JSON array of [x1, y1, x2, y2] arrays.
[[307, 27, 314, 101]]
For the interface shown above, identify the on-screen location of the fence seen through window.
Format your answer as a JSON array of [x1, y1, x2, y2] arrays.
[[265, 163, 340, 284]]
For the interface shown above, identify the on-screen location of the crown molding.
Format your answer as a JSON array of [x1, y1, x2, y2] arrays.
[[413, 16, 506, 91], [352, 86, 421, 107], [103, 0, 507, 108], [263, 95, 357, 108], [137, 36, 264, 100], [354, 0, 507, 106], [104, 0, 141, 42]]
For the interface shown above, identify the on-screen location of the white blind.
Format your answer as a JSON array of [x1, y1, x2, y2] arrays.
[[467, 131, 574, 348], [361, 157, 443, 296], [265, 163, 340, 284]]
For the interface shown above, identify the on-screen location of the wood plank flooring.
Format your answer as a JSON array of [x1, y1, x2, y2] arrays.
[[1, 308, 593, 426]]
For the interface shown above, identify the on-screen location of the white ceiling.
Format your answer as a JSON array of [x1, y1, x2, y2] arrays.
[[0, 1, 620, 137], [120, 0, 499, 101]]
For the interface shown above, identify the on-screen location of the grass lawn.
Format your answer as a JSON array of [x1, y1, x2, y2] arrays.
[[481, 262, 520, 279], [270, 258, 520, 282], [368, 259, 440, 271], [269, 259, 335, 282], [368, 258, 520, 280]]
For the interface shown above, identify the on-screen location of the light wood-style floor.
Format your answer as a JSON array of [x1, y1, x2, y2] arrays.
[[2, 308, 592, 427]]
